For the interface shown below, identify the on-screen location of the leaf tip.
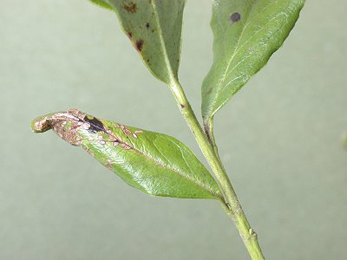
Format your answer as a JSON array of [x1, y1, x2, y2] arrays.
[[31, 115, 53, 133]]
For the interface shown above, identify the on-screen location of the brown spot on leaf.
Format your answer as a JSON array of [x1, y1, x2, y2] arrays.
[[146, 22, 150, 28], [123, 2, 137, 13], [136, 39, 144, 52], [230, 12, 241, 23], [206, 88, 213, 95], [180, 104, 185, 108], [127, 31, 133, 39]]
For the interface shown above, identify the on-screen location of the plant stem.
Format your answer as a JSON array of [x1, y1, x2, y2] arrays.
[[169, 79, 265, 260]]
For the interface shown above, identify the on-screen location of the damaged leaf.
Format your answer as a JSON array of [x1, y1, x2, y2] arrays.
[[202, 0, 305, 128], [103, 0, 185, 84], [31, 109, 222, 200]]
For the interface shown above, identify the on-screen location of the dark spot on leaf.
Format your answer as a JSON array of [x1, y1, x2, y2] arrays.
[[127, 32, 132, 39], [136, 40, 144, 52], [146, 22, 150, 28], [180, 104, 185, 108], [230, 12, 241, 23], [84, 116, 105, 133], [123, 2, 137, 13], [206, 88, 213, 95]]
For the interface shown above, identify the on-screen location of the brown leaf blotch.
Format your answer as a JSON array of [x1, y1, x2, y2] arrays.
[[123, 2, 137, 13]]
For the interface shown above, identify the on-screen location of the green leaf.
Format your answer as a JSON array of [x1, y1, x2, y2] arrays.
[[202, 0, 305, 123], [89, 0, 113, 10], [31, 109, 222, 200], [103, 0, 185, 84]]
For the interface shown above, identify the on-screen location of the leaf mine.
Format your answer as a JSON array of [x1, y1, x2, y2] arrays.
[[31, 109, 223, 200]]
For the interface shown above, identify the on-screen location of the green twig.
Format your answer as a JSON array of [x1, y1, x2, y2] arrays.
[[169, 79, 265, 260]]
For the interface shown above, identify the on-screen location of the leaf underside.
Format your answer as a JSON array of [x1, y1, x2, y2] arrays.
[[31, 110, 222, 200], [104, 0, 185, 84], [202, 0, 305, 123]]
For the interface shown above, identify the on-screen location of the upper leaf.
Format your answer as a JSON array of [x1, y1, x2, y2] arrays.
[[104, 0, 185, 84], [31, 109, 222, 200], [202, 0, 305, 122]]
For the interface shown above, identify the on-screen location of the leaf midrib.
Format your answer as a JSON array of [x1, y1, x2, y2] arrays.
[[130, 135, 221, 198], [208, 2, 257, 118], [208, 1, 279, 117], [151, 0, 177, 84], [84, 127, 220, 198]]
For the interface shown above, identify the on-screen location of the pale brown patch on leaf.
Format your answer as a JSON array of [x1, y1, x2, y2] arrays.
[[107, 159, 113, 171], [32, 109, 136, 151], [121, 143, 132, 150], [120, 124, 132, 136]]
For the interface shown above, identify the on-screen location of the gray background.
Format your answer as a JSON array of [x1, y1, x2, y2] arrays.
[[1, 0, 346, 259]]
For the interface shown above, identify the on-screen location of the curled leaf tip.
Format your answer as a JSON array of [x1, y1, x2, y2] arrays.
[[31, 114, 53, 133], [31, 109, 88, 146]]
